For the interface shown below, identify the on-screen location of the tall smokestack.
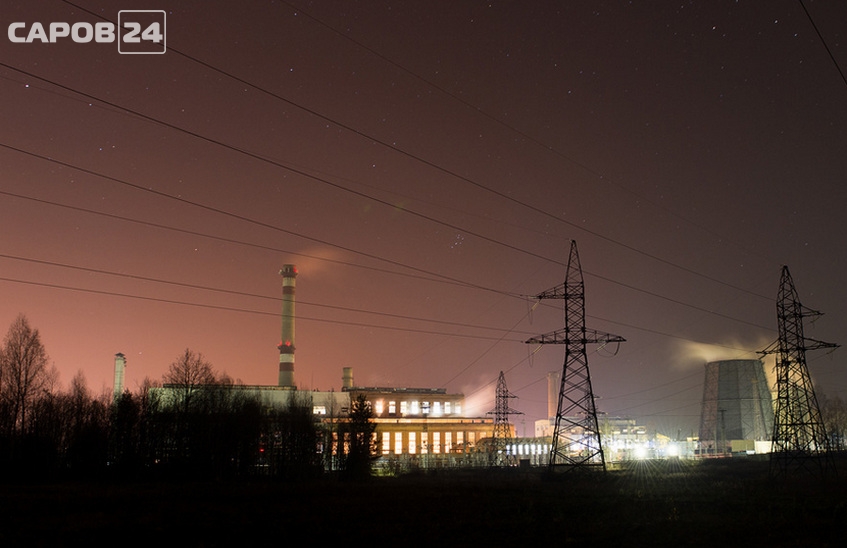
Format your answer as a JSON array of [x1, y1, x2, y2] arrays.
[[278, 264, 297, 388], [113, 352, 126, 402]]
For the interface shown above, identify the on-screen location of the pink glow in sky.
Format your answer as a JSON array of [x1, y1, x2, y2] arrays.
[[1, 1, 845, 435]]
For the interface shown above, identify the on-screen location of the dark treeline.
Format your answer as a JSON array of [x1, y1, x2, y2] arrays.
[[0, 314, 372, 483], [107, 383, 325, 481], [3, 314, 846, 483]]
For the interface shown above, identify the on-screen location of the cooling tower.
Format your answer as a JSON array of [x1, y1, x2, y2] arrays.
[[698, 359, 774, 454], [278, 264, 297, 388]]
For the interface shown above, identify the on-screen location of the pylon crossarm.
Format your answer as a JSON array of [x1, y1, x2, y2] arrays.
[[525, 328, 625, 345], [801, 338, 840, 352], [534, 283, 567, 300]]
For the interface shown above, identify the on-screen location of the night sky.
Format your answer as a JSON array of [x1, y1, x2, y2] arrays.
[[2, 1, 845, 436]]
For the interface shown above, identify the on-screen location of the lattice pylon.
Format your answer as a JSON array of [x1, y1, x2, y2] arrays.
[[526, 240, 625, 472], [760, 265, 838, 478], [487, 371, 522, 466]]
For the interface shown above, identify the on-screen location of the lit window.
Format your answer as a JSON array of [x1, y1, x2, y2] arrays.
[[433, 432, 441, 454], [454, 403, 461, 415], [388, 401, 396, 414], [422, 401, 430, 414], [444, 402, 452, 414], [420, 431, 428, 454], [433, 402, 442, 416], [445, 432, 452, 453], [409, 432, 416, 454], [456, 432, 464, 450], [382, 432, 390, 455], [394, 432, 402, 454], [374, 400, 384, 415], [313, 405, 326, 415], [400, 401, 408, 415], [410, 401, 419, 414]]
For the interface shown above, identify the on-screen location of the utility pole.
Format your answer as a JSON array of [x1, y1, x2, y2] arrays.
[[760, 265, 839, 478], [526, 240, 625, 472], [487, 371, 522, 466]]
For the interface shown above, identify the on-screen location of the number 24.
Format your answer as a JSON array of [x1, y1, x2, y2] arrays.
[[123, 22, 163, 43]]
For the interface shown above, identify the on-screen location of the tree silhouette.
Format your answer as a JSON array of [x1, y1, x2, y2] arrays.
[[340, 393, 376, 479], [0, 314, 53, 438], [162, 348, 216, 416], [264, 392, 321, 479]]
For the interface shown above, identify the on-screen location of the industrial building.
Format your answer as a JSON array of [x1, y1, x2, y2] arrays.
[[117, 262, 744, 470], [534, 370, 651, 462], [128, 264, 499, 470], [344, 382, 495, 469], [698, 359, 774, 455]]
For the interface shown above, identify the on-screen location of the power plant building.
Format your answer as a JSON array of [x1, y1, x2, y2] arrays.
[[344, 383, 494, 461], [698, 359, 774, 455], [534, 370, 650, 461], [143, 264, 499, 468]]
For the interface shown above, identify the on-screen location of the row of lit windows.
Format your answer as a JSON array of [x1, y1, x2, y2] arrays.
[[503, 443, 552, 456], [381, 431, 478, 455], [372, 399, 461, 417], [313, 401, 463, 417]]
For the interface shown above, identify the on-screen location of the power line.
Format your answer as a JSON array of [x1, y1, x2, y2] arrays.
[[0, 64, 566, 269], [0, 187, 501, 294], [0, 7, 779, 360], [0, 140, 772, 331], [0, 141, 513, 297], [0, 251, 538, 337], [799, 0, 847, 90], [0, 274, 524, 342], [609, 381, 704, 415], [603, 370, 704, 402], [0, 247, 769, 385], [0, 158, 775, 359], [54, 0, 779, 301], [280, 0, 781, 268]]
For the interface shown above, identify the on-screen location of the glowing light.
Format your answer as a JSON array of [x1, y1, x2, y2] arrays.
[[634, 445, 648, 459]]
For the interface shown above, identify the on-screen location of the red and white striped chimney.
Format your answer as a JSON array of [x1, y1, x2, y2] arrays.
[[278, 264, 297, 388]]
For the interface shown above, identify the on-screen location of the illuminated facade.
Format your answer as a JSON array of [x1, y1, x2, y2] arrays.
[[344, 386, 494, 467], [139, 267, 503, 472], [535, 413, 650, 462]]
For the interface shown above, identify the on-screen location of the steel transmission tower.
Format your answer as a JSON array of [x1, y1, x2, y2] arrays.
[[760, 265, 839, 478], [487, 371, 522, 466], [526, 240, 625, 472]]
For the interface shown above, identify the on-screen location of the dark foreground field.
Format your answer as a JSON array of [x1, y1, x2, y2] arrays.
[[1, 457, 844, 546]]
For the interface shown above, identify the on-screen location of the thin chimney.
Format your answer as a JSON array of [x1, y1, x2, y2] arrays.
[[278, 264, 297, 388]]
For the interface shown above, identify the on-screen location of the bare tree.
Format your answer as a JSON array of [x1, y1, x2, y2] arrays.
[[821, 394, 847, 451], [0, 314, 52, 436], [162, 348, 216, 415]]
